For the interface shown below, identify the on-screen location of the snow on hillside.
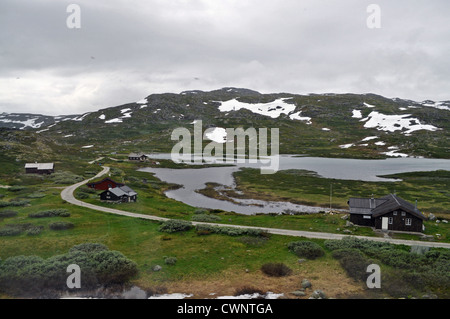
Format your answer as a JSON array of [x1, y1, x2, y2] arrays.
[[216, 98, 311, 124], [361, 111, 440, 134], [0, 115, 45, 129], [363, 102, 376, 108], [205, 127, 228, 143], [421, 101, 450, 111], [352, 110, 362, 119]]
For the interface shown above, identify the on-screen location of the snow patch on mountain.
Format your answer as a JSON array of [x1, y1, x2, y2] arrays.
[[361, 111, 440, 134], [352, 110, 363, 119], [205, 127, 228, 144], [421, 101, 450, 111], [217, 98, 311, 123]]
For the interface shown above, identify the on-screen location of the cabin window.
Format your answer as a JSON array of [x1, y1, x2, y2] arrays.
[[363, 215, 371, 219], [401, 211, 406, 216], [393, 211, 397, 216], [405, 218, 412, 226], [388, 217, 393, 225]]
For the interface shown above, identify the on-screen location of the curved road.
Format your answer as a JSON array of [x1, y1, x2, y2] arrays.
[[61, 166, 450, 249]]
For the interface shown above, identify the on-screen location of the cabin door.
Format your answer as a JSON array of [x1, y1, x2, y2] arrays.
[[381, 217, 389, 230]]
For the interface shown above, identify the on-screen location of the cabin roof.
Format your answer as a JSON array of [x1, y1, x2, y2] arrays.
[[25, 163, 54, 170], [128, 153, 147, 157], [107, 186, 137, 197], [87, 177, 123, 186]]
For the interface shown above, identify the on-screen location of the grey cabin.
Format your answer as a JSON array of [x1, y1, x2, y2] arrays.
[[100, 186, 137, 203]]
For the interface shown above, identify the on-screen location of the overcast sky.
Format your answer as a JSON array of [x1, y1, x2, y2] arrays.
[[1, 0, 449, 115]]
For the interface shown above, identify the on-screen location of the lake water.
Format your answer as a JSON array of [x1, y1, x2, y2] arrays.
[[139, 154, 449, 215]]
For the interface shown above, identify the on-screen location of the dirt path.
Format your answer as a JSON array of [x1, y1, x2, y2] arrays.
[[60, 166, 450, 249]]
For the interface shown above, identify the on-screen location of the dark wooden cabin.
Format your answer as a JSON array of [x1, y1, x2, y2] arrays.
[[25, 163, 54, 175], [99, 186, 137, 203], [128, 153, 148, 161], [87, 178, 124, 191], [348, 194, 426, 233]]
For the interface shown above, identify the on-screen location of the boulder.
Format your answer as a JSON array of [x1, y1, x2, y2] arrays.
[[309, 289, 327, 299], [428, 213, 436, 221], [152, 265, 162, 272], [301, 279, 312, 289]]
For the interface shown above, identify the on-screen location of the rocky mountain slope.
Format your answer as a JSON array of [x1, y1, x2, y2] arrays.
[[0, 88, 449, 162]]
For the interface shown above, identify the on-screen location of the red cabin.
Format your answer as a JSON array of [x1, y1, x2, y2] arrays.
[[86, 178, 124, 191]]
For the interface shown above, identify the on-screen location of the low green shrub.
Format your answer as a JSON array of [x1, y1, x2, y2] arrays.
[[7, 186, 26, 192], [194, 208, 209, 215], [288, 241, 325, 259], [158, 220, 192, 233], [27, 192, 46, 199], [0, 243, 138, 296], [0, 227, 22, 237], [0, 200, 30, 208], [332, 249, 372, 281], [0, 210, 18, 218], [28, 209, 70, 218], [26, 225, 44, 236], [195, 224, 264, 237], [164, 257, 177, 265], [51, 171, 84, 185], [261, 263, 292, 277], [49, 221, 74, 230], [69, 243, 109, 254], [0, 223, 35, 236]]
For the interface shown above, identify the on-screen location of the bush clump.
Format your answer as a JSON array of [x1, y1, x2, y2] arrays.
[[69, 243, 109, 254], [51, 171, 84, 185], [25, 225, 44, 236], [0, 200, 30, 208], [332, 249, 372, 281], [191, 214, 221, 222], [195, 224, 265, 237], [0, 210, 18, 218], [261, 263, 292, 277], [288, 241, 325, 259], [0, 243, 138, 297], [164, 257, 177, 265], [7, 186, 26, 192], [0, 223, 36, 237], [0, 227, 23, 237], [28, 209, 70, 218], [158, 220, 192, 233], [49, 221, 74, 231]]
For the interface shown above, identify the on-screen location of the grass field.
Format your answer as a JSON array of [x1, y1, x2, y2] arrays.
[[0, 158, 449, 298]]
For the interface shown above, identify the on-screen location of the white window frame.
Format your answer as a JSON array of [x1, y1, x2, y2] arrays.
[[405, 218, 412, 226], [401, 211, 406, 216], [388, 217, 393, 225]]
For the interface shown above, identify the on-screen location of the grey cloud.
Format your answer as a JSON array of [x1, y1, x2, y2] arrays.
[[0, 0, 449, 115]]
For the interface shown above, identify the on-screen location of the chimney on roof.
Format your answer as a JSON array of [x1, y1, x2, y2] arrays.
[[415, 199, 418, 210], [370, 194, 375, 209]]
